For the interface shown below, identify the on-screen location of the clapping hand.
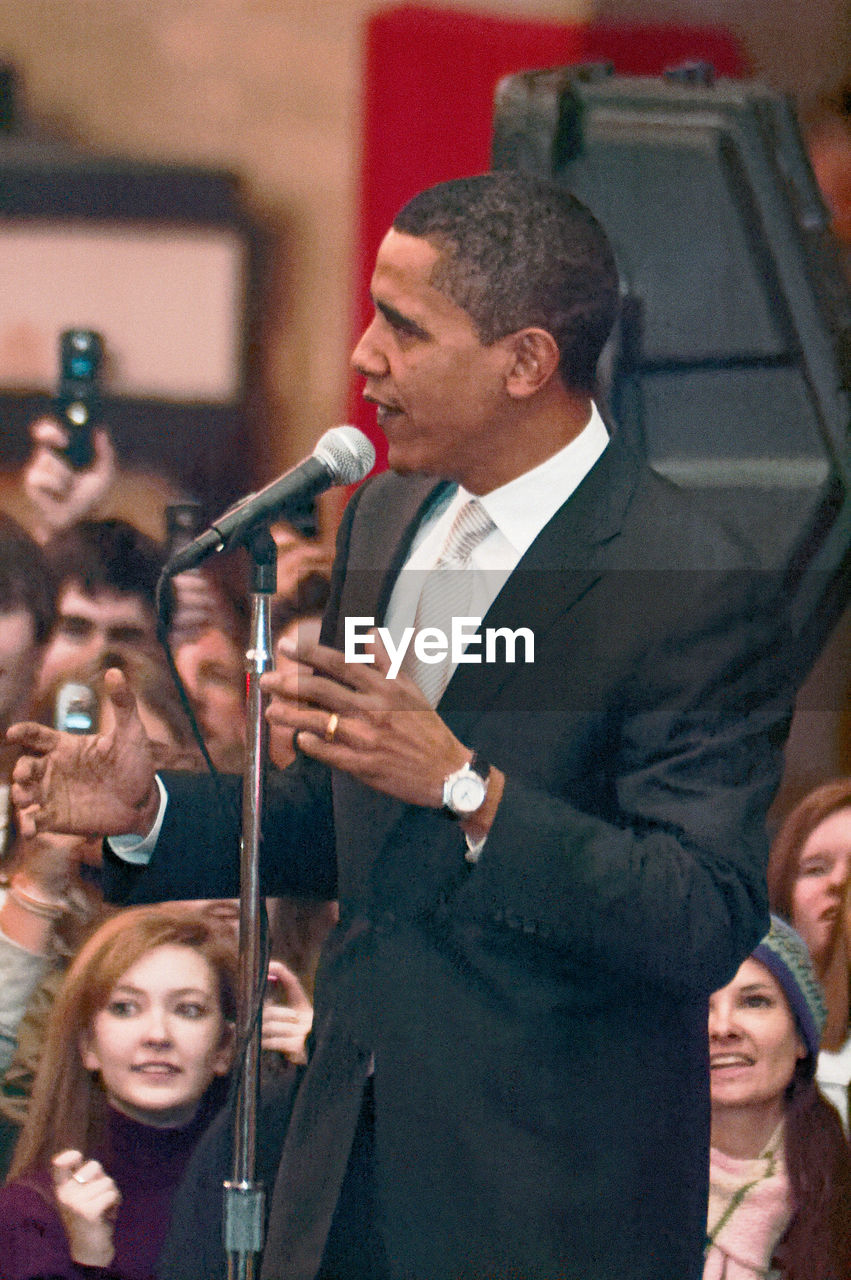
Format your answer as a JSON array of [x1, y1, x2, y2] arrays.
[[52, 1149, 122, 1268], [262, 631, 469, 809], [7, 668, 160, 839]]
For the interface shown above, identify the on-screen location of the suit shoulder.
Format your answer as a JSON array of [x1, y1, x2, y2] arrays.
[[336, 471, 445, 566], [622, 463, 761, 572]]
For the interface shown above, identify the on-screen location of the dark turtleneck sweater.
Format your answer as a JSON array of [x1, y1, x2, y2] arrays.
[[0, 1103, 215, 1280]]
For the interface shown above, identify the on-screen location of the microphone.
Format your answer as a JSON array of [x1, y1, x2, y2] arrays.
[[163, 426, 375, 575]]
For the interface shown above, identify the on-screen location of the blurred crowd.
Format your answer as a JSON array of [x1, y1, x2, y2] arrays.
[[0, 411, 850, 1279], [704, 791, 851, 1278], [0, 414, 337, 1277]]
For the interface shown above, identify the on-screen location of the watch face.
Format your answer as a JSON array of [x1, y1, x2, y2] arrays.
[[448, 774, 486, 814]]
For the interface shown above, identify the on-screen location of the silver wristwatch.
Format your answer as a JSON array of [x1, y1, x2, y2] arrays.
[[442, 752, 490, 818]]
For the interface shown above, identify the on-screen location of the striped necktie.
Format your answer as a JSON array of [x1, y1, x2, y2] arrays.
[[401, 498, 496, 706]]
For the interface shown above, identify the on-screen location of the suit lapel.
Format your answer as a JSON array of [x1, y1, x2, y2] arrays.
[[437, 431, 640, 724], [332, 434, 640, 865], [335, 475, 449, 626]]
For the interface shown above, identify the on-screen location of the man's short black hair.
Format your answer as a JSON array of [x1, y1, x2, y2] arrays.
[[45, 519, 163, 614], [0, 515, 57, 645], [393, 170, 620, 395]]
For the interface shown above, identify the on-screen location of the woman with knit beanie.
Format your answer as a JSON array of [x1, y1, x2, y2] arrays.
[[767, 779, 851, 1128], [705, 915, 851, 1280]]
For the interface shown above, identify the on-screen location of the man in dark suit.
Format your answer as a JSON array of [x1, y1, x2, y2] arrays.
[[9, 172, 793, 1280]]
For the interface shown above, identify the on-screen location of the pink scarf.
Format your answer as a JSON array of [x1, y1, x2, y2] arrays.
[[704, 1127, 791, 1280]]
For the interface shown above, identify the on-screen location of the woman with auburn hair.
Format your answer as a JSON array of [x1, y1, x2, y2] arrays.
[[767, 779, 851, 1126], [0, 904, 236, 1280], [0, 651, 206, 1173], [705, 916, 851, 1280]]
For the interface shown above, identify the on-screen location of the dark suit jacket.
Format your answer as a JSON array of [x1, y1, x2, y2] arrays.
[[108, 433, 794, 1280]]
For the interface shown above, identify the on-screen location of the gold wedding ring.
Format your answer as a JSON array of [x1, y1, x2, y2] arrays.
[[324, 712, 340, 744]]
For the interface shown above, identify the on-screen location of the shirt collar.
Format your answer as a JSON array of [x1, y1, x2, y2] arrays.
[[457, 402, 609, 557]]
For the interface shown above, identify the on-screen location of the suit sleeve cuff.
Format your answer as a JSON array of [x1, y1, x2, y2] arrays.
[[106, 776, 168, 865]]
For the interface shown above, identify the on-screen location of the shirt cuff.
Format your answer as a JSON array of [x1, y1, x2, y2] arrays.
[[106, 776, 168, 865], [464, 832, 487, 865]]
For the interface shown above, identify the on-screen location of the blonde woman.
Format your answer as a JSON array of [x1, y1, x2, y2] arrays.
[[0, 905, 236, 1279]]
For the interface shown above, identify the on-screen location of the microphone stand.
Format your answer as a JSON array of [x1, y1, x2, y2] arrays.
[[224, 525, 277, 1280]]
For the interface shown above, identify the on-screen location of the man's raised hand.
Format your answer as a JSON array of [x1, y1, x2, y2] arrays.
[[262, 630, 471, 809], [7, 668, 160, 839]]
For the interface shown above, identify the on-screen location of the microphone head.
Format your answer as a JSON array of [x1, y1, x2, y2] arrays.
[[313, 426, 376, 485]]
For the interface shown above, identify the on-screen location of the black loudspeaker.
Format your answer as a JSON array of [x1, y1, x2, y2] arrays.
[[492, 65, 851, 658]]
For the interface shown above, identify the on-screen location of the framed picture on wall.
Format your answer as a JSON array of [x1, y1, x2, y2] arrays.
[[0, 148, 265, 514]]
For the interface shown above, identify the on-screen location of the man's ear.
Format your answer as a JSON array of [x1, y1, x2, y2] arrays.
[[504, 328, 561, 398]]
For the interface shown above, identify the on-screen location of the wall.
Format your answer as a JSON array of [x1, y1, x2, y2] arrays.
[[0, 0, 591, 480], [0, 0, 378, 475], [0, 0, 845, 480], [596, 0, 849, 106]]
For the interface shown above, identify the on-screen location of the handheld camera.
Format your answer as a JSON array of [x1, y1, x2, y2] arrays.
[[53, 682, 99, 734], [55, 329, 104, 469]]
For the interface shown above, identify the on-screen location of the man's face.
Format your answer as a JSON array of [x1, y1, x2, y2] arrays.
[[351, 230, 517, 493], [36, 582, 157, 698], [174, 626, 246, 771], [0, 607, 39, 731]]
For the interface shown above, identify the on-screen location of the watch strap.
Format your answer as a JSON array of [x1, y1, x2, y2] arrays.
[[468, 752, 491, 785]]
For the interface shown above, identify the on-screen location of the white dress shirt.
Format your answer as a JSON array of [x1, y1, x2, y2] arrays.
[[111, 404, 608, 861], [384, 402, 608, 668]]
